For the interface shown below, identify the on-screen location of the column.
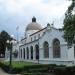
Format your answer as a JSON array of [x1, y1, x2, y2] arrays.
[[19, 49, 21, 60], [49, 46, 53, 59], [18, 49, 20, 60], [22, 48, 24, 60], [21, 49, 22, 61], [39, 47, 43, 60], [25, 47, 27, 60], [29, 48, 31, 60], [33, 47, 36, 60]]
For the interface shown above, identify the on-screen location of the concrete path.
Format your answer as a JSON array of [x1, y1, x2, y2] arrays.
[[0, 68, 20, 75]]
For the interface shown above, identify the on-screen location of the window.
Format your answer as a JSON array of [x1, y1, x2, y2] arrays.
[[21, 49, 22, 58], [35, 44, 39, 59], [31, 37, 32, 42], [53, 39, 60, 58], [38, 34, 40, 39], [25, 40, 26, 43], [43, 41, 49, 58], [23, 48, 25, 59], [30, 46, 33, 59], [26, 47, 29, 59], [34, 36, 36, 40], [74, 46, 75, 57]]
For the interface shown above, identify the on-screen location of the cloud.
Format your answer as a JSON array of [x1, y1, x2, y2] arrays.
[[0, 0, 71, 16], [0, 0, 72, 39]]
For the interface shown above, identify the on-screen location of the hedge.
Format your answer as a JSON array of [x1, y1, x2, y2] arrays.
[[0, 61, 75, 75]]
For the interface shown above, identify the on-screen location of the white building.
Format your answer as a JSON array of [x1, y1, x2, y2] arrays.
[[12, 17, 75, 66]]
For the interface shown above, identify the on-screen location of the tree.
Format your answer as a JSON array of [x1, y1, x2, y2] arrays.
[[63, 0, 75, 45], [0, 30, 12, 57], [68, 0, 75, 14]]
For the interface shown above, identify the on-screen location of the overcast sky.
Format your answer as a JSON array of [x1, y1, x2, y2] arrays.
[[0, 0, 72, 39]]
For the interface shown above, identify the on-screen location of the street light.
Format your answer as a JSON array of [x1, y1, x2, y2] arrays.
[[74, 35, 75, 43], [6, 35, 15, 67]]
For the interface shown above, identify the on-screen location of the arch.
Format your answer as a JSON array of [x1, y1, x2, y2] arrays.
[[13, 49, 18, 58], [26, 47, 29, 59], [35, 44, 39, 59], [30, 46, 33, 60], [74, 46, 75, 57], [43, 41, 49, 58], [23, 48, 25, 59], [53, 38, 60, 58], [21, 49, 22, 58]]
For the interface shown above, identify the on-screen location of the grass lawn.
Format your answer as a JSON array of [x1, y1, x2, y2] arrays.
[[1, 61, 38, 68], [1, 61, 55, 75]]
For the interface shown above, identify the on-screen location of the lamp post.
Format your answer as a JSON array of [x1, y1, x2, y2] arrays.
[[7, 35, 15, 67], [74, 35, 75, 43], [73, 35, 75, 59], [74, 35, 75, 49]]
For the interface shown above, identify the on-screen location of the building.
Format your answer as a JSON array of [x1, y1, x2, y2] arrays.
[[10, 17, 75, 66]]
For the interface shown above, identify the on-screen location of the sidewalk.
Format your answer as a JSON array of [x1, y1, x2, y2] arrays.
[[0, 68, 20, 75]]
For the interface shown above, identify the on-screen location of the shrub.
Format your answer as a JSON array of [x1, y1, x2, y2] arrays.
[[2, 61, 75, 75], [54, 66, 66, 75]]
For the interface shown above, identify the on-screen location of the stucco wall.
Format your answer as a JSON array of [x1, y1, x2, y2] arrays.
[[39, 28, 68, 60]]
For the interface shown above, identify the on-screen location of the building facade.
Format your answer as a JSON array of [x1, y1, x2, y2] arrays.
[[11, 17, 75, 66]]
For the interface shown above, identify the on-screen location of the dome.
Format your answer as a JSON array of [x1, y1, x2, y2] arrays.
[[26, 17, 42, 31]]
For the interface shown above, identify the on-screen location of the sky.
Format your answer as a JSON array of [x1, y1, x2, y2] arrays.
[[0, 0, 72, 39]]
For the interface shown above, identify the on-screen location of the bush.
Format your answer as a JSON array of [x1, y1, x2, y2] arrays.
[[0, 62, 56, 74], [54, 66, 66, 75], [0, 62, 10, 73], [21, 72, 53, 75], [1, 61, 75, 75]]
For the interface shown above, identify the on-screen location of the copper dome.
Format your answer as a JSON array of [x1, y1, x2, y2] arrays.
[[26, 17, 42, 31]]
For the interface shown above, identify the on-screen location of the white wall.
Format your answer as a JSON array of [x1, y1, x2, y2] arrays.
[[68, 44, 74, 60], [39, 28, 68, 60], [14, 27, 75, 66]]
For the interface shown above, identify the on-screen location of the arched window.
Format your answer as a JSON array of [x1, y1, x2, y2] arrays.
[[21, 49, 22, 58], [35, 44, 39, 59], [23, 48, 25, 59], [13, 50, 18, 58], [30, 46, 33, 60], [26, 47, 29, 59], [43, 41, 49, 58], [53, 39, 60, 58], [74, 46, 75, 57]]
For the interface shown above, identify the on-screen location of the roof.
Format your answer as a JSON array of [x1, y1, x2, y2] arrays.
[[30, 27, 46, 36], [26, 17, 42, 31], [26, 22, 42, 31]]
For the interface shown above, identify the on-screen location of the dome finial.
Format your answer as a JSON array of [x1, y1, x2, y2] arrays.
[[32, 16, 36, 22]]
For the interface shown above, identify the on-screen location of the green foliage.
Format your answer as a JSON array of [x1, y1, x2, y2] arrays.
[[63, 15, 75, 44], [0, 30, 12, 57], [63, 0, 75, 45], [2, 61, 75, 75], [2, 61, 37, 68], [68, 0, 75, 14]]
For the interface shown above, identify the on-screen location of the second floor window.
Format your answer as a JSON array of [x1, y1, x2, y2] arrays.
[[38, 34, 40, 39], [34, 36, 36, 40], [31, 37, 32, 42]]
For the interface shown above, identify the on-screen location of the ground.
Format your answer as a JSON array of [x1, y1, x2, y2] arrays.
[[0, 68, 20, 75], [0, 61, 55, 75], [2, 61, 37, 68]]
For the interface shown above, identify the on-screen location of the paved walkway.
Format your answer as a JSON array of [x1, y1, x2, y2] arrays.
[[0, 68, 20, 75]]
